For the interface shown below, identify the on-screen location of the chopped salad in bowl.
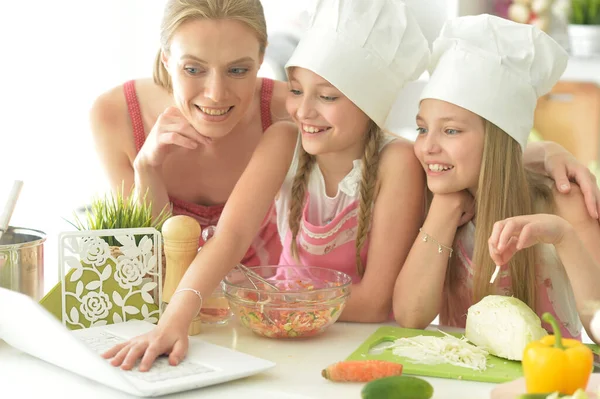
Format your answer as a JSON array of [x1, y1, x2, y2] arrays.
[[222, 266, 352, 339]]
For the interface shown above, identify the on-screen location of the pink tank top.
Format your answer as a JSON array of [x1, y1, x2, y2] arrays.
[[279, 199, 367, 284], [276, 135, 397, 283], [275, 135, 397, 320], [278, 198, 396, 321], [123, 78, 282, 266], [441, 222, 582, 340]]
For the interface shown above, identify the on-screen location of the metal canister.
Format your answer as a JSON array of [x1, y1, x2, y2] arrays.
[[0, 226, 45, 301]]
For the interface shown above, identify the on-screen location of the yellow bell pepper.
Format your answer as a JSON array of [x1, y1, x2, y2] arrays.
[[522, 312, 593, 395]]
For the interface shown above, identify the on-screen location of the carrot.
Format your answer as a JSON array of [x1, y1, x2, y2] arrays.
[[321, 360, 403, 382]]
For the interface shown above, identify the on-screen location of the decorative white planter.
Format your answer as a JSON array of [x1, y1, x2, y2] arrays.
[[568, 24, 600, 57]]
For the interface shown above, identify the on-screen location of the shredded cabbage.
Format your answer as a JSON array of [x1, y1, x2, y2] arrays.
[[546, 389, 589, 399], [387, 331, 488, 371], [465, 295, 548, 361]]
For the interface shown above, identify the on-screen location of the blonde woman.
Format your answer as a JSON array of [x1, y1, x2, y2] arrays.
[[393, 14, 600, 342], [91, 0, 290, 266], [91, 0, 600, 270]]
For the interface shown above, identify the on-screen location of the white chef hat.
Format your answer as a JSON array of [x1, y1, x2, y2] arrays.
[[285, 0, 430, 128], [419, 14, 568, 149]]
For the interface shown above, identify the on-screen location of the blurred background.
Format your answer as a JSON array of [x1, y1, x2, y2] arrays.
[[0, 0, 599, 286]]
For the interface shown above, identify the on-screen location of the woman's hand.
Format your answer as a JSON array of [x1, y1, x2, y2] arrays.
[[136, 106, 211, 168], [101, 323, 189, 371], [534, 142, 600, 220], [488, 214, 571, 265], [432, 190, 476, 227]]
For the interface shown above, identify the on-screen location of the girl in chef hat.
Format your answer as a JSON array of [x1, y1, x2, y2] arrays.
[[276, 0, 431, 305], [393, 14, 600, 342]]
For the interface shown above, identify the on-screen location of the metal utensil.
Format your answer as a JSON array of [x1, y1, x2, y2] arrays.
[[201, 226, 280, 292], [0, 180, 23, 243], [200, 226, 281, 325], [0, 226, 46, 300]]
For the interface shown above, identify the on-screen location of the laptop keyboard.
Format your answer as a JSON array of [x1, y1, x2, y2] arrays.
[[79, 331, 217, 383]]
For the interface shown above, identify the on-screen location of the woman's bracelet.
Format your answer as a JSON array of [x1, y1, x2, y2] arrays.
[[419, 228, 453, 258], [173, 288, 203, 316]]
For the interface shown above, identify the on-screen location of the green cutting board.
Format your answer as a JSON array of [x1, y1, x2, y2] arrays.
[[347, 326, 599, 384]]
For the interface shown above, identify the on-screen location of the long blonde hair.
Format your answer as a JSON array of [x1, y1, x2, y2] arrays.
[[153, 0, 268, 92], [444, 120, 553, 313], [288, 121, 383, 277]]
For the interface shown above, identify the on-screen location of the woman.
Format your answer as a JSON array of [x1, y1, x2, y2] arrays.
[[90, 0, 600, 269], [90, 0, 288, 266]]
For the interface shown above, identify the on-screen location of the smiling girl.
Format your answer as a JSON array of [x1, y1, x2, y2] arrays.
[[393, 14, 600, 341]]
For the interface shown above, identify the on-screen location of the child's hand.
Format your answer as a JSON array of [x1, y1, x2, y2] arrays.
[[488, 214, 570, 265], [432, 190, 475, 227], [102, 322, 190, 372]]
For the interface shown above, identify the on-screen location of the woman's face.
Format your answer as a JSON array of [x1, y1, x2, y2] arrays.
[[163, 18, 263, 140], [285, 67, 370, 159], [413, 99, 485, 195]]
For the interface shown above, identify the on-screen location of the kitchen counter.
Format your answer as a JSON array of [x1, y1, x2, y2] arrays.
[[0, 318, 498, 399]]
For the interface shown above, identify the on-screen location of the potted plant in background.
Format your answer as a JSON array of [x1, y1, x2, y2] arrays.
[[68, 186, 171, 245], [568, 0, 600, 57], [68, 185, 171, 276]]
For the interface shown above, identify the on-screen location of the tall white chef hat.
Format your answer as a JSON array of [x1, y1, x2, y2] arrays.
[[285, 0, 430, 128], [420, 14, 568, 148]]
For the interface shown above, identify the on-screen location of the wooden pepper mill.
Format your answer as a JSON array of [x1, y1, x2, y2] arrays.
[[161, 215, 202, 336]]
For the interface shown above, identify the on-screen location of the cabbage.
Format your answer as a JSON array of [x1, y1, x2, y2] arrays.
[[465, 295, 548, 361]]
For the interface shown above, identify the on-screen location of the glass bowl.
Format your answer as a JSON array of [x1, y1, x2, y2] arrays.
[[222, 266, 352, 339]]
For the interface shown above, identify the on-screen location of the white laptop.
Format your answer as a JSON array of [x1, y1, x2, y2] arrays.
[[0, 287, 275, 397]]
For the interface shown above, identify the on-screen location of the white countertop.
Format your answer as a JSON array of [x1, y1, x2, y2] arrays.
[[3, 221, 595, 399], [0, 318, 498, 399]]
